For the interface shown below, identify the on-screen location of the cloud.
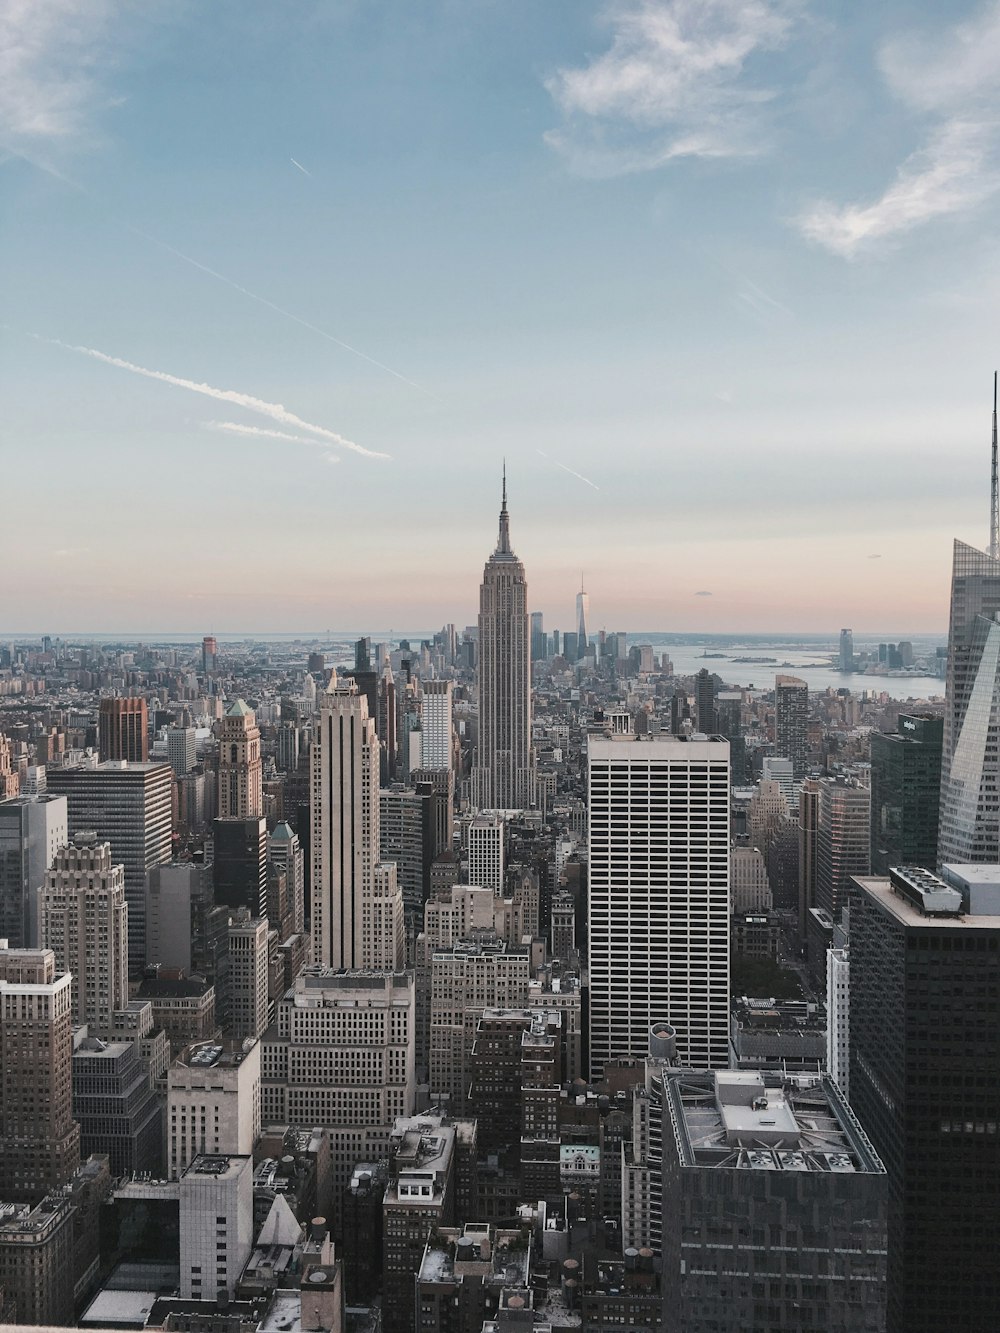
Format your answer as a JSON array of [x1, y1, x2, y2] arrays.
[[868, 553, 882, 559], [544, 0, 798, 174], [795, 3, 1000, 256], [0, 0, 113, 152], [205, 420, 342, 462], [695, 589, 713, 595], [35, 336, 389, 460]]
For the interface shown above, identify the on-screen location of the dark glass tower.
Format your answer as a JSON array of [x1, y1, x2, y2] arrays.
[[849, 868, 1000, 1332], [870, 714, 943, 873]]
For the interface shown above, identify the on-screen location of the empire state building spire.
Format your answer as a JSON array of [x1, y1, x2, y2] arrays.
[[472, 470, 536, 811]]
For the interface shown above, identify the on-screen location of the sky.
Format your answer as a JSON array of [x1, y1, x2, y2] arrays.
[[3, 0, 1000, 635]]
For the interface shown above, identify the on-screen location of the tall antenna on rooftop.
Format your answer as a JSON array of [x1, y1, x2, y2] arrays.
[[991, 372, 999, 560]]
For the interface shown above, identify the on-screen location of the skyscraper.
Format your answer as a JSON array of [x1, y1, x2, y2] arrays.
[[218, 699, 263, 818], [40, 832, 128, 1032], [694, 667, 716, 734], [588, 736, 730, 1076], [419, 679, 453, 770], [576, 576, 589, 656], [774, 674, 809, 777], [0, 794, 68, 948], [310, 677, 404, 970], [850, 867, 1000, 1332], [99, 697, 149, 763], [471, 473, 535, 811], [938, 538, 1000, 864], [839, 627, 854, 671], [870, 714, 943, 873], [815, 777, 870, 923]]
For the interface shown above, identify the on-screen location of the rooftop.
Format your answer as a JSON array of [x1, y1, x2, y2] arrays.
[[855, 875, 1000, 930]]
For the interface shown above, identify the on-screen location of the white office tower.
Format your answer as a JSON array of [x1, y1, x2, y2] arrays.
[[730, 846, 772, 914], [761, 756, 796, 814], [588, 736, 731, 1077], [468, 813, 505, 894], [179, 1154, 254, 1300], [167, 726, 198, 778], [40, 832, 128, 1033], [420, 680, 453, 771], [471, 474, 536, 811], [228, 916, 269, 1039], [826, 946, 850, 1096], [310, 678, 404, 970], [268, 822, 305, 937], [167, 1038, 262, 1180]]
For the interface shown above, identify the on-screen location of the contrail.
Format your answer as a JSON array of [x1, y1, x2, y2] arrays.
[[290, 157, 312, 176], [33, 335, 389, 460], [12, 154, 435, 400], [537, 449, 600, 490], [124, 224, 438, 400], [205, 419, 340, 460]]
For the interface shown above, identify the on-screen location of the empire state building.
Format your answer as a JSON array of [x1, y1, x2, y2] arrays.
[[472, 474, 536, 811]]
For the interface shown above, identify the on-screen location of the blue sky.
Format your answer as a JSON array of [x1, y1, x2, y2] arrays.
[[3, 0, 1000, 633]]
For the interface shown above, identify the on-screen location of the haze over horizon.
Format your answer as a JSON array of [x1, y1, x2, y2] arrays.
[[5, 1, 1000, 631]]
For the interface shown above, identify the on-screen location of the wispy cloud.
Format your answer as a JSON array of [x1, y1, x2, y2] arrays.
[[34, 336, 389, 460], [205, 420, 341, 464], [795, 3, 1000, 256], [537, 449, 600, 491], [544, 0, 798, 175], [290, 157, 312, 177], [0, 0, 113, 152]]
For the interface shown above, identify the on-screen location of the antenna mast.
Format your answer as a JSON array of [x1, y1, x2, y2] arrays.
[[991, 372, 999, 560]]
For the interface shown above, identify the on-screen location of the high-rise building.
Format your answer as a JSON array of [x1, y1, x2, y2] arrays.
[[815, 777, 870, 923], [40, 832, 128, 1032], [310, 678, 404, 971], [468, 812, 504, 894], [178, 1154, 254, 1301], [268, 822, 305, 937], [839, 627, 855, 671], [99, 697, 149, 763], [849, 868, 1000, 1332], [530, 610, 546, 662], [0, 732, 19, 800], [228, 916, 270, 1039], [694, 668, 716, 734], [0, 794, 68, 948], [938, 539, 1000, 864], [797, 777, 821, 942], [576, 577, 590, 656], [212, 815, 268, 918], [761, 755, 796, 812], [72, 1036, 162, 1177], [166, 725, 198, 778], [870, 714, 943, 873], [167, 1038, 262, 1180], [715, 690, 745, 785], [0, 944, 81, 1203], [774, 674, 809, 777], [46, 761, 172, 973], [471, 474, 535, 811], [826, 944, 850, 1095], [202, 635, 218, 675], [420, 680, 453, 771], [661, 1068, 887, 1332], [218, 699, 263, 819], [588, 736, 730, 1076], [379, 783, 433, 926], [730, 846, 772, 913]]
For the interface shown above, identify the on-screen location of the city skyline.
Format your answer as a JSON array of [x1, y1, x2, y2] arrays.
[[5, 2, 1000, 631]]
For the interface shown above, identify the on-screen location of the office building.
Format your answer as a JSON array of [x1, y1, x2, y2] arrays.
[[167, 725, 198, 778], [379, 783, 433, 923], [0, 1191, 76, 1326], [827, 945, 850, 1095], [870, 713, 943, 874], [420, 679, 453, 771], [839, 627, 855, 671], [416, 1224, 531, 1333], [228, 915, 270, 1039], [310, 678, 404, 971], [412, 766, 455, 860], [202, 635, 218, 675], [695, 668, 716, 734], [530, 610, 546, 661], [218, 699, 263, 818], [145, 861, 211, 971], [938, 538, 1000, 864], [0, 794, 67, 949], [268, 821, 305, 937], [761, 755, 796, 812], [850, 868, 1000, 1332], [661, 1068, 887, 1332], [471, 474, 536, 810], [0, 734, 18, 800], [715, 690, 746, 787], [588, 736, 730, 1075], [774, 674, 809, 777], [136, 972, 218, 1055], [730, 846, 772, 913], [72, 1035, 162, 1176], [213, 815, 268, 918], [99, 696, 149, 763], [468, 812, 504, 893], [262, 969, 415, 1217], [40, 832, 128, 1032], [46, 760, 172, 973], [179, 1154, 254, 1300], [167, 1037, 262, 1180], [816, 777, 870, 923], [576, 578, 590, 656], [0, 944, 80, 1203]]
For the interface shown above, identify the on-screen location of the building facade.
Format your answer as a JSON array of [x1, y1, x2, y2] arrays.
[[870, 714, 942, 874]]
